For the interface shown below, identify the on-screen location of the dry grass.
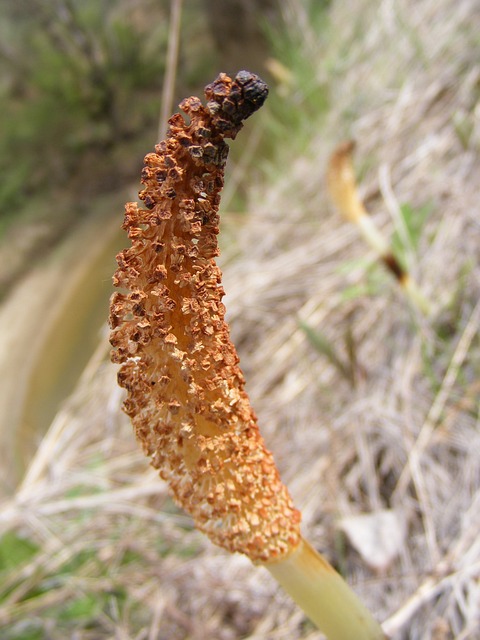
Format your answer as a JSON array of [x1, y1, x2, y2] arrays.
[[1, 0, 480, 638]]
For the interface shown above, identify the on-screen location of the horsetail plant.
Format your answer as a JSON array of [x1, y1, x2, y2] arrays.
[[109, 71, 385, 640], [327, 140, 431, 315]]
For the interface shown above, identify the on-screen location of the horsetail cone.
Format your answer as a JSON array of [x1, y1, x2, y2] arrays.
[[109, 72, 302, 563], [109, 72, 386, 639]]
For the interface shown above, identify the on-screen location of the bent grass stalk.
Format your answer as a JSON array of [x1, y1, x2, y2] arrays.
[[327, 140, 431, 315], [109, 71, 385, 639]]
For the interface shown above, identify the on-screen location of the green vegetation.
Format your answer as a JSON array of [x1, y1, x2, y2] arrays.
[[259, 3, 331, 169], [390, 201, 433, 269], [0, 2, 165, 215], [0, 532, 39, 572], [298, 318, 352, 382]]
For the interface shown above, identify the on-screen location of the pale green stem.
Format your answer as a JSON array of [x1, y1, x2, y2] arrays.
[[357, 214, 390, 256], [358, 214, 431, 316], [402, 276, 432, 316], [265, 537, 387, 640]]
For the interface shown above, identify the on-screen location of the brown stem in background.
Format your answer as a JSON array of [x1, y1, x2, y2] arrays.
[[158, 0, 183, 142]]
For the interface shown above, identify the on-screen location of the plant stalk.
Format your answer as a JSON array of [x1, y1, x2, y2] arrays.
[[265, 537, 386, 640]]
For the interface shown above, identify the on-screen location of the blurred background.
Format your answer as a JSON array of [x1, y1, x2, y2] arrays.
[[0, 1, 479, 638]]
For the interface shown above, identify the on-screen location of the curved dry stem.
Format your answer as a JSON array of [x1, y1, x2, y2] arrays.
[[327, 140, 431, 315]]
